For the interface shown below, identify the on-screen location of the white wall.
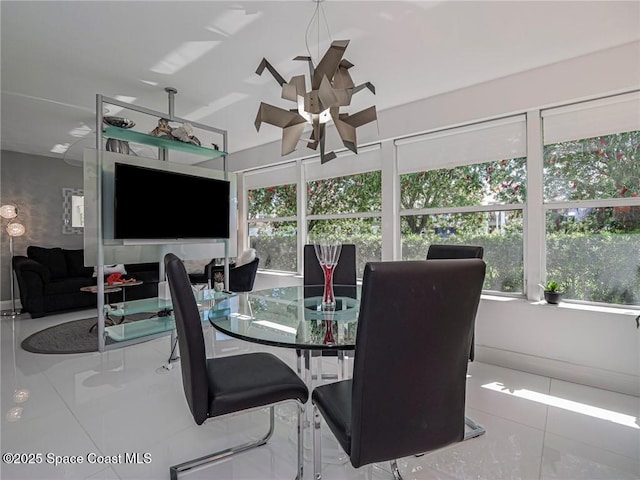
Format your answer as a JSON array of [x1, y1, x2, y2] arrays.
[[233, 41, 640, 396], [476, 298, 639, 396]]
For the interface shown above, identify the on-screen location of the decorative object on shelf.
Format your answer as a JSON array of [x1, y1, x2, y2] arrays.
[[104, 116, 136, 154], [540, 280, 563, 304], [103, 116, 135, 129], [254, 0, 377, 164], [150, 118, 202, 146], [171, 122, 201, 146], [150, 118, 173, 138], [314, 241, 342, 310], [1, 202, 25, 317], [213, 272, 224, 292]]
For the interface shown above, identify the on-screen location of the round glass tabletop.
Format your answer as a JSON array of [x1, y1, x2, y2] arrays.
[[208, 285, 360, 351]]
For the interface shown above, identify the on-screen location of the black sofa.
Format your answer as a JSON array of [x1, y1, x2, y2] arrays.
[[13, 246, 159, 318]]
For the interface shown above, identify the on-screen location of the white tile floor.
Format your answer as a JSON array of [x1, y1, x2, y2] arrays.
[[1, 310, 639, 480]]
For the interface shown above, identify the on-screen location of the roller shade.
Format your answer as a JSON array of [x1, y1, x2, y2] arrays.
[[244, 162, 297, 190], [542, 91, 640, 145], [304, 144, 382, 182], [396, 116, 526, 174]]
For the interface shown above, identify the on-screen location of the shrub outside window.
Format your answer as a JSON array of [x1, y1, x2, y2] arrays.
[[543, 130, 640, 305], [247, 184, 297, 271], [400, 157, 527, 293]]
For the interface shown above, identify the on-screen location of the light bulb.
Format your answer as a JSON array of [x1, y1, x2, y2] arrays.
[[0, 204, 18, 219], [13, 389, 30, 403], [6, 407, 23, 422], [6, 222, 25, 237]]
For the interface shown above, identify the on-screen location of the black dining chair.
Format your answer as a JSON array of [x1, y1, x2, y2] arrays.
[[426, 244, 484, 261], [164, 253, 309, 480], [300, 244, 357, 381], [312, 259, 487, 479], [189, 257, 260, 292], [426, 243, 484, 361]]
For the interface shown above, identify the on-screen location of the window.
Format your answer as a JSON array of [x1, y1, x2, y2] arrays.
[[542, 92, 640, 305], [242, 94, 639, 308], [245, 164, 297, 272], [304, 146, 383, 277], [306, 171, 382, 278], [396, 116, 527, 293]]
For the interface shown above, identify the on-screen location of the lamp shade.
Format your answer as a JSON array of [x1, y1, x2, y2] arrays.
[[0, 204, 18, 219], [6, 223, 25, 237]]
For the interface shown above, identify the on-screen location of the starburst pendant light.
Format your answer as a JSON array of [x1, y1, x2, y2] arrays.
[[254, 0, 377, 164]]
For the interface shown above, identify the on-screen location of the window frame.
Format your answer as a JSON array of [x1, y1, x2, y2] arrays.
[[540, 94, 640, 305], [241, 92, 640, 308], [395, 115, 528, 296]]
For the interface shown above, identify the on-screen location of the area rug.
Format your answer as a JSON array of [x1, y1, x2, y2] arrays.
[[21, 312, 159, 354]]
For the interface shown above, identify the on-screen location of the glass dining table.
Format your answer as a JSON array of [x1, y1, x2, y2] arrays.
[[207, 285, 361, 386]]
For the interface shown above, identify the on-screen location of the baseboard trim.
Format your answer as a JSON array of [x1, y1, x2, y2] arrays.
[[475, 345, 639, 397]]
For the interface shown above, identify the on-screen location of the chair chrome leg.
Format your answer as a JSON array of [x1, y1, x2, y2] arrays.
[[170, 406, 284, 480], [304, 349, 312, 388], [313, 404, 323, 480], [337, 350, 345, 380], [464, 416, 486, 440], [296, 402, 304, 480], [390, 459, 403, 480]]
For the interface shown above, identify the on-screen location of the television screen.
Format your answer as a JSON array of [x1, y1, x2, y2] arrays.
[[114, 162, 230, 239]]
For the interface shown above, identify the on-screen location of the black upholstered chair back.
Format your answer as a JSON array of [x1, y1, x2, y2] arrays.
[[349, 259, 486, 468], [229, 257, 259, 292], [202, 257, 260, 292], [164, 253, 209, 425], [303, 243, 357, 286], [426, 244, 484, 260], [426, 244, 484, 362]]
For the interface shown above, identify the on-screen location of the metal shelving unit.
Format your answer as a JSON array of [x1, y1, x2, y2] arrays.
[[93, 87, 230, 352]]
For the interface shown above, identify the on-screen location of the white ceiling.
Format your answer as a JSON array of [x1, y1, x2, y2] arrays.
[[2, 1, 639, 166]]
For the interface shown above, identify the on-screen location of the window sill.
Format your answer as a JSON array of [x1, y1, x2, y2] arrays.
[[481, 293, 639, 317]]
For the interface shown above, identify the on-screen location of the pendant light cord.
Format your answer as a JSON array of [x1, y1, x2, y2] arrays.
[[305, 0, 333, 67]]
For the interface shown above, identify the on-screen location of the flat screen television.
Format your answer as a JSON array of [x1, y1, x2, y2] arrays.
[[113, 162, 230, 240]]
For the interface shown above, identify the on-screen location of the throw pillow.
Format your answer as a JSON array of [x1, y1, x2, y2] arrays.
[[235, 248, 256, 267], [183, 259, 210, 275], [93, 264, 127, 277]]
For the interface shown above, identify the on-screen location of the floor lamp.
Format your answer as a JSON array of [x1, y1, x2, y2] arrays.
[[1, 203, 25, 317]]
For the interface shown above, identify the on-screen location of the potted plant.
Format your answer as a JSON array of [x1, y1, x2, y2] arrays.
[[540, 281, 563, 304], [213, 272, 225, 292]]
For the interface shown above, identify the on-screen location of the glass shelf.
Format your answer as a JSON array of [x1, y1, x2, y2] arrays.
[[105, 291, 235, 342], [103, 126, 227, 158]]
